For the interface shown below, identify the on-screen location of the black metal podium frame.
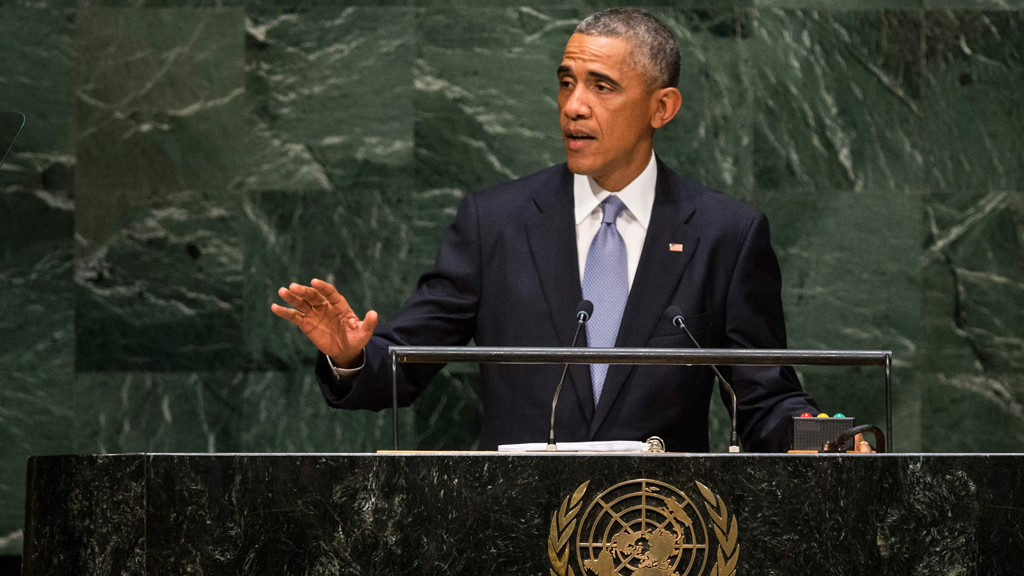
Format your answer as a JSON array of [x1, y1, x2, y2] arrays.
[[388, 346, 893, 451]]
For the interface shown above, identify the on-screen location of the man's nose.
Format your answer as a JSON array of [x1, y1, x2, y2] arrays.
[[562, 86, 591, 119]]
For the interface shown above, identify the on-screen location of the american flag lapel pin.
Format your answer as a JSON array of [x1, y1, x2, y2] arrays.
[[669, 243, 683, 252]]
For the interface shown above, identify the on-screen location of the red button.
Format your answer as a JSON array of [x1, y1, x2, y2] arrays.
[[800, 413, 813, 418]]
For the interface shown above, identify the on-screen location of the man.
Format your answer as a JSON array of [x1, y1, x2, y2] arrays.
[[273, 9, 821, 452]]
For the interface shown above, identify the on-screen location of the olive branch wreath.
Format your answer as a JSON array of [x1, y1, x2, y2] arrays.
[[547, 480, 739, 576], [548, 481, 589, 576], [697, 481, 739, 576]]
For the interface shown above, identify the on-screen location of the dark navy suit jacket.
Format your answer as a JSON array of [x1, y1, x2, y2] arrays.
[[316, 159, 819, 451]]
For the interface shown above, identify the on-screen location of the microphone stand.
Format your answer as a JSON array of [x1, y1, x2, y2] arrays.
[[548, 305, 591, 451], [670, 311, 740, 453]]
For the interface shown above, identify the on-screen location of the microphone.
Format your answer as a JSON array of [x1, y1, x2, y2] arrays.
[[664, 305, 740, 453], [548, 300, 594, 450]]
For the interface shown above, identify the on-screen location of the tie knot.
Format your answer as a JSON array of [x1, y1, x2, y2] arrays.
[[600, 195, 627, 225]]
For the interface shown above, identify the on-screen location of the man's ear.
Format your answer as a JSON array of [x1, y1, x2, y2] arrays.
[[650, 87, 682, 129]]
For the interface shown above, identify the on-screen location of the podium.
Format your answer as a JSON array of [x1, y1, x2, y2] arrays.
[[22, 453, 1024, 574]]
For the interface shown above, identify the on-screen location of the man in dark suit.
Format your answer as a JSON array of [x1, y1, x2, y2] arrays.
[[272, 8, 821, 452]]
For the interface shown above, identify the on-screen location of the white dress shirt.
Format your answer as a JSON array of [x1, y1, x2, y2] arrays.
[[574, 151, 657, 290], [331, 152, 659, 377]]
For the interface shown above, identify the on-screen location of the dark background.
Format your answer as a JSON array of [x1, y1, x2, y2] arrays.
[[1, 0, 1022, 570]]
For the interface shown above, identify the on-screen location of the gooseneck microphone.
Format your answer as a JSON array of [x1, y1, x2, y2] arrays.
[[664, 305, 741, 453], [548, 300, 594, 451]]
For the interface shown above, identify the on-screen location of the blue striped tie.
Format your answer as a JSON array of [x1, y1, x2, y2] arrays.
[[581, 195, 629, 405]]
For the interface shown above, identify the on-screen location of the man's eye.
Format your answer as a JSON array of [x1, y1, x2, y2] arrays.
[[595, 84, 611, 92], [560, 79, 574, 89]]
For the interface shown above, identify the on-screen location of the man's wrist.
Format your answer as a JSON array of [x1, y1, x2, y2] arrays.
[[329, 351, 363, 370], [326, 350, 365, 377]]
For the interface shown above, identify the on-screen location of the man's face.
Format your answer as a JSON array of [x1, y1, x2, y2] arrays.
[[557, 34, 657, 187]]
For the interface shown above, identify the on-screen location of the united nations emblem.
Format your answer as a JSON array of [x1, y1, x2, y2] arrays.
[[548, 480, 738, 576]]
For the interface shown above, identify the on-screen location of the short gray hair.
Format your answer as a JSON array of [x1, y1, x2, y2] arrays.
[[574, 8, 681, 90]]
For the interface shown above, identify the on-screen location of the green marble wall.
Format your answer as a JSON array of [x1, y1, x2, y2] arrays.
[[1, 0, 1022, 556]]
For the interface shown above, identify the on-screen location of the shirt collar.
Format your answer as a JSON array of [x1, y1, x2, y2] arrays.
[[573, 151, 657, 229]]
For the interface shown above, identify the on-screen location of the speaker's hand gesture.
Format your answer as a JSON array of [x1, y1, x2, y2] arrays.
[[271, 279, 378, 368]]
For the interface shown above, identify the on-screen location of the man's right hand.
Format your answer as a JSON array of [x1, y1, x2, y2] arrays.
[[270, 278, 378, 369]]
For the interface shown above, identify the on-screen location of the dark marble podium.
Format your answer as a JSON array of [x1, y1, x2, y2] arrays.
[[21, 454, 1024, 575]]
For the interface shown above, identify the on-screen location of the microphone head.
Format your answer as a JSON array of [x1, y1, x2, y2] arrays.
[[664, 305, 684, 327], [577, 299, 594, 322]]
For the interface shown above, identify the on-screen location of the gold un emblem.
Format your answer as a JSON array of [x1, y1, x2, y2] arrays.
[[548, 479, 739, 576]]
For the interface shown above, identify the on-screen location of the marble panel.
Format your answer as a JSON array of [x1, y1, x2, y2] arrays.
[[0, 193, 74, 376], [0, 2, 76, 379], [919, 373, 1024, 452], [244, 186, 479, 449], [408, 363, 483, 450], [242, 6, 458, 446], [140, 455, 395, 574], [747, 9, 925, 195], [73, 7, 246, 244], [920, 192, 1024, 451], [921, 194, 1024, 372], [415, 7, 579, 194], [244, 185, 416, 371], [919, 9, 1024, 452], [650, 8, 752, 194], [0, 0, 75, 9], [0, 3, 76, 377], [743, 9, 930, 452], [72, 8, 247, 371], [71, 372, 246, 454], [416, 0, 754, 8], [0, 3, 75, 194], [0, 373, 76, 556], [0, 3, 77, 558], [921, 10, 1024, 192], [925, 0, 1024, 9], [239, 371, 415, 452], [76, 0, 242, 7], [22, 455, 145, 576], [244, 6, 414, 192], [0, 193, 75, 556], [75, 190, 245, 371], [759, 187, 922, 451], [241, 2, 417, 382], [760, 0, 922, 8], [245, 0, 410, 10]]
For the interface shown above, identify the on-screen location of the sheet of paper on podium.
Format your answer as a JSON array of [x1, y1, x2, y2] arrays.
[[497, 440, 648, 453]]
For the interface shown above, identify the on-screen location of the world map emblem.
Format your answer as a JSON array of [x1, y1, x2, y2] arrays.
[[548, 479, 739, 576]]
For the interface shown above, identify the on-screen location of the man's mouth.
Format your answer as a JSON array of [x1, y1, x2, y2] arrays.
[[565, 131, 596, 151], [565, 131, 595, 142]]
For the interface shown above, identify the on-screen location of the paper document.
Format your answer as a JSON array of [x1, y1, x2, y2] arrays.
[[497, 441, 648, 453]]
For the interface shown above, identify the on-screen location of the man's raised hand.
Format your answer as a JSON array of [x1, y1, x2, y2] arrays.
[[270, 279, 378, 369]]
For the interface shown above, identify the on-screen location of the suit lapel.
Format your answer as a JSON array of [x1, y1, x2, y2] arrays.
[[589, 160, 700, 439], [525, 165, 595, 421]]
